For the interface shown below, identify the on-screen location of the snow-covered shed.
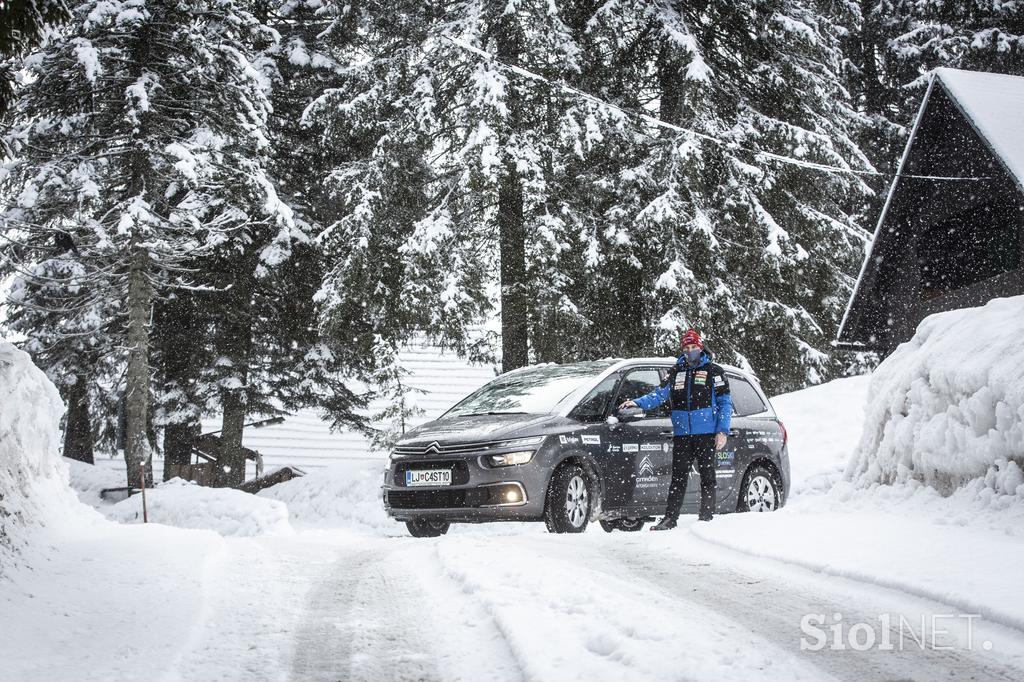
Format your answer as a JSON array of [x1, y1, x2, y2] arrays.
[[837, 68, 1024, 354]]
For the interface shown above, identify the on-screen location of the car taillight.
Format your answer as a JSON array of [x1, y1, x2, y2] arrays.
[[778, 420, 788, 446]]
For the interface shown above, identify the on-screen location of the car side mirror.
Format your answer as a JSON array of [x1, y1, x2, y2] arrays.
[[615, 407, 646, 422]]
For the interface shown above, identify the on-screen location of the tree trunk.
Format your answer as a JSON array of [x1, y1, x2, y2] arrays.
[[658, 44, 683, 127], [498, 174, 528, 372], [216, 389, 248, 487], [858, 0, 885, 118], [212, 271, 254, 488], [156, 292, 202, 481], [494, 6, 529, 373], [162, 422, 197, 481], [124, 245, 153, 487], [62, 373, 94, 464]]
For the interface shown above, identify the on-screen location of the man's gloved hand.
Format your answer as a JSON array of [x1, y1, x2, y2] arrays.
[[715, 432, 727, 451]]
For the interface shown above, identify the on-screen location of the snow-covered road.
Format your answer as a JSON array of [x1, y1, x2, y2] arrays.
[[7, 366, 1024, 682], [147, 523, 1024, 682], [7, 515, 1024, 681]]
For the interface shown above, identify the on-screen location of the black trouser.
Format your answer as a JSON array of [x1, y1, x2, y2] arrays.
[[665, 434, 717, 522]]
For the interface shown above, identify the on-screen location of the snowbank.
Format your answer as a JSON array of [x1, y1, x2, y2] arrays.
[[108, 478, 293, 537], [258, 458, 390, 530], [846, 296, 1024, 494], [64, 456, 125, 508], [770, 375, 870, 495], [690, 344, 1024, 634], [691, 509, 1024, 632], [0, 340, 82, 573]]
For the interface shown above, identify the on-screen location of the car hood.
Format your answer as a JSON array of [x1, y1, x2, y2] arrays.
[[398, 413, 558, 446]]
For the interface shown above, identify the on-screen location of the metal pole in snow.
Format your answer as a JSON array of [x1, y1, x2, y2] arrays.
[[139, 462, 149, 523]]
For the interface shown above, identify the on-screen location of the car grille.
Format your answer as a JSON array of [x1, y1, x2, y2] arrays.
[[387, 484, 525, 510], [388, 488, 488, 509], [392, 459, 471, 487], [392, 439, 498, 457]]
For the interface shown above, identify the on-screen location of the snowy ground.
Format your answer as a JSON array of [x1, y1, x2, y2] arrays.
[[6, 340, 1024, 680], [6, 518, 1024, 682]]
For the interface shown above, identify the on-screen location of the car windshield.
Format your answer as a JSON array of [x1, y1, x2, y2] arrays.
[[445, 361, 618, 417]]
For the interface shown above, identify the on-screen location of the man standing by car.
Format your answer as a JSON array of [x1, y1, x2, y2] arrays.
[[619, 330, 732, 529]]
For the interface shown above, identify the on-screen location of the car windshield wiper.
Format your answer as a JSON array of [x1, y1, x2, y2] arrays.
[[458, 411, 529, 417]]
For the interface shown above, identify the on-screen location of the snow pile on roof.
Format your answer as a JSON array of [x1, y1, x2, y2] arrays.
[[108, 478, 292, 537], [935, 68, 1024, 189], [846, 296, 1024, 496], [0, 340, 84, 574], [258, 459, 390, 531]]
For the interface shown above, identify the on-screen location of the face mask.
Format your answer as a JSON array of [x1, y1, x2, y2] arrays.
[[684, 348, 702, 363]]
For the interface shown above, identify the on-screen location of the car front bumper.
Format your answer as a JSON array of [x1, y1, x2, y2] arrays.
[[382, 453, 550, 522]]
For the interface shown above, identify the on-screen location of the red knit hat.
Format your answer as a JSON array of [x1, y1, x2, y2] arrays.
[[680, 329, 703, 349]]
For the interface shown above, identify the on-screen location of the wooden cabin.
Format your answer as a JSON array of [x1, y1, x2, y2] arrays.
[[837, 68, 1024, 354]]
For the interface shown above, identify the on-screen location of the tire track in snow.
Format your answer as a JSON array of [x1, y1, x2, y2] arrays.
[[527, 533, 1024, 682], [288, 537, 522, 682], [432, 533, 832, 682]]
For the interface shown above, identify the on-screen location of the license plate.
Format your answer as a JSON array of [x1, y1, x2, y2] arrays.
[[405, 469, 452, 487]]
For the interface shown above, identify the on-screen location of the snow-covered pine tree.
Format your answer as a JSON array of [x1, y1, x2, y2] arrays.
[[553, 1, 875, 392], [297, 1, 875, 392], [305, 1, 622, 372], [839, 1, 905, 178], [846, 0, 1024, 176], [885, 0, 1024, 77], [301, 2, 493, 367], [153, 288, 211, 480], [2, 253, 122, 464], [365, 337, 425, 451], [0, 0, 68, 115], [247, 1, 399, 441], [1, 0, 291, 486]]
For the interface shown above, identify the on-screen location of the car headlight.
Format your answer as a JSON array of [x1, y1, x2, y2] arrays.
[[486, 450, 536, 467], [492, 436, 545, 449]]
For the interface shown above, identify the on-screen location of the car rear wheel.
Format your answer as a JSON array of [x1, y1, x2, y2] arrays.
[[406, 518, 450, 537], [599, 518, 646, 532], [545, 464, 590, 533], [737, 465, 781, 513]]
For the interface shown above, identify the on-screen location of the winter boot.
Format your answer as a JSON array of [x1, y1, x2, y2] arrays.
[[650, 517, 677, 531]]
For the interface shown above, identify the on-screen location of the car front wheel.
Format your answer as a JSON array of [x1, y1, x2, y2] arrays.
[[737, 465, 781, 513], [545, 464, 591, 533], [406, 518, 450, 537]]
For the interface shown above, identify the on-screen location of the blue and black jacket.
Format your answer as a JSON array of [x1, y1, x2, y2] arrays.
[[634, 352, 733, 436]]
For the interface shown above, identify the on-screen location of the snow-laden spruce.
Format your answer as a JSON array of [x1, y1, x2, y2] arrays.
[[847, 296, 1024, 494], [0, 0, 356, 487], [0, 340, 78, 574], [302, 0, 873, 393]]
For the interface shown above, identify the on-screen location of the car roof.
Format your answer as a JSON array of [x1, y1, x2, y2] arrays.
[[549, 356, 764, 418], [608, 357, 759, 383]]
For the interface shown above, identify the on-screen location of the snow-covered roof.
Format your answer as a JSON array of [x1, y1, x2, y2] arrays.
[[934, 67, 1024, 190], [837, 67, 1024, 349]]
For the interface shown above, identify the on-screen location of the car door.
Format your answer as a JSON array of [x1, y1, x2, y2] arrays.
[[611, 367, 673, 509], [722, 373, 779, 502], [567, 374, 632, 509]]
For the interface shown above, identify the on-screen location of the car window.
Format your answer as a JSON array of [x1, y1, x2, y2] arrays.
[[729, 375, 768, 416], [570, 376, 619, 422], [445, 360, 618, 417], [615, 368, 670, 419]]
